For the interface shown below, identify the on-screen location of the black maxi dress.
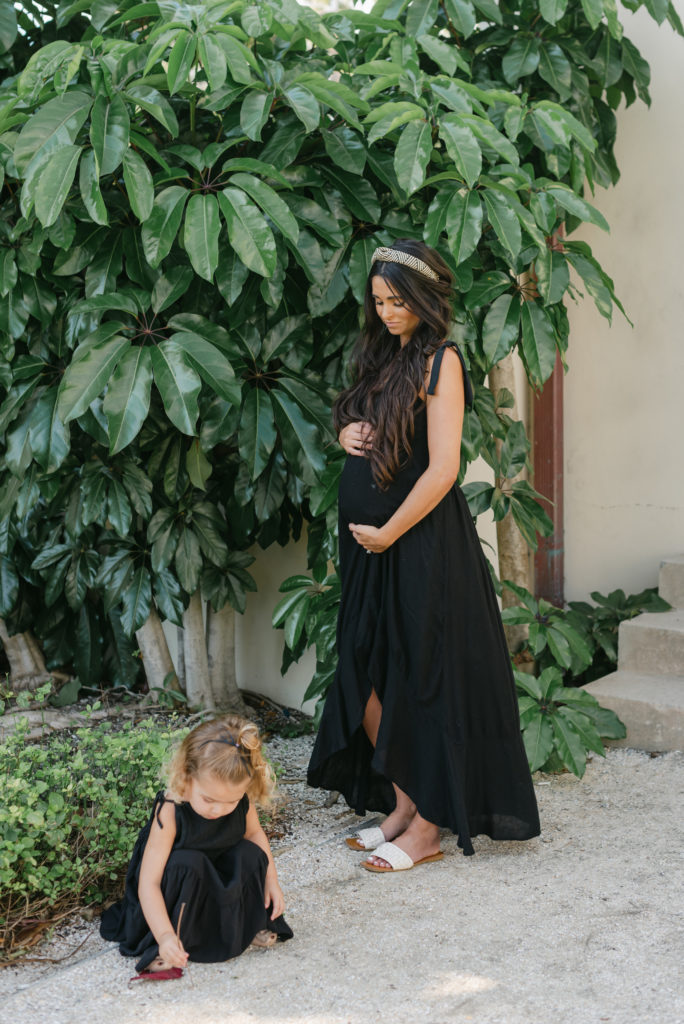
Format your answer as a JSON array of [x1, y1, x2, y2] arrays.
[[307, 344, 540, 856], [100, 792, 293, 971]]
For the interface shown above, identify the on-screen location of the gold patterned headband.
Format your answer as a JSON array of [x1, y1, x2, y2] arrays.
[[371, 246, 439, 281]]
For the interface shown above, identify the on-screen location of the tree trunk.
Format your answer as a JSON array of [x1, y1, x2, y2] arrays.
[[135, 609, 179, 695], [0, 618, 66, 692], [175, 624, 186, 693], [182, 591, 215, 710], [206, 602, 248, 715], [489, 356, 532, 656]]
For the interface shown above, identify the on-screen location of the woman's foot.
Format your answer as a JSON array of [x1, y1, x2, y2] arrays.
[[367, 804, 417, 848], [251, 929, 277, 949], [364, 813, 440, 870]]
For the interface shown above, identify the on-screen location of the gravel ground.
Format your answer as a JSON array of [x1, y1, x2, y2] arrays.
[[1, 738, 683, 1024]]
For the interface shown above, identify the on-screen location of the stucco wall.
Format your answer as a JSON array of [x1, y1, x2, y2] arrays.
[[564, 5, 684, 600]]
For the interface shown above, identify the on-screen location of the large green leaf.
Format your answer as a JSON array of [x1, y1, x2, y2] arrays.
[[227, 173, 299, 244], [78, 150, 108, 225], [519, 301, 557, 387], [90, 94, 130, 175], [282, 86, 320, 132], [539, 0, 568, 23], [535, 247, 570, 305], [34, 145, 81, 227], [239, 387, 277, 480], [169, 331, 241, 405], [167, 30, 197, 95], [28, 389, 70, 471], [558, 706, 605, 758], [566, 250, 614, 322], [218, 187, 277, 277], [150, 340, 201, 435], [120, 567, 152, 635], [124, 84, 179, 137], [417, 33, 468, 76], [544, 185, 609, 231], [123, 149, 154, 222], [186, 438, 212, 490], [183, 193, 220, 281], [482, 293, 520, 366], [522, 713, 554, 772], [14, 89, 92, 176], [271, 389, 325, 476], [151, 266, 194, 314], [580, 0, 603, 29], [323, 125, 366, 175], [0, 0, 17, 52], [217, 33, 257, 84], [483, 190, 522, 262], [190, 503, 229, 564], [240, 89, 273, 141], [406, 0, 439, 36], [102, 345, 153, 454], [107, 477, 133, 537], [538, 43, 572, 99], [141, 186, 189, 268], [58, 335, 131, 422], [438, 118, 482, 188], [446, 190, 483, 264], [197, 32, 227, 91], [174, 527, 202, 593], [550, 712, 587, 777], [424, 190, 451, 248], [502, 36, 540, 84], [394, 120, 432, 195]]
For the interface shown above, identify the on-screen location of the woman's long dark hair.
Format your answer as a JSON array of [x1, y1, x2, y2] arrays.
[[333, 239, 453, 489]]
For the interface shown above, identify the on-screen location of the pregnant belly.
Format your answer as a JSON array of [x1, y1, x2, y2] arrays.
[[337, 454, 417, 525]]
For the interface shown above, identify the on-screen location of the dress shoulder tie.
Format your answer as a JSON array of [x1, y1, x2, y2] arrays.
[[427, 343, 474, 407]]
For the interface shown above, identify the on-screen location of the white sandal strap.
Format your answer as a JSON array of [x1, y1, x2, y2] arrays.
[[372, 842, 414, 870], [354, 826, 385, 850]]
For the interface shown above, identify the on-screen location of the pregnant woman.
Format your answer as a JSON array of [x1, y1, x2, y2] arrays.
[[307, 239, 540, 872]]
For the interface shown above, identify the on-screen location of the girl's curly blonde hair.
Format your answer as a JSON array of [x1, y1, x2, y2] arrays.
[[164, 715, 275, 808]]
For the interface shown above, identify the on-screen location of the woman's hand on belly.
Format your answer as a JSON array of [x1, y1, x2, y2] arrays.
[[349, 521, 394, 553], [339, 421, 374, 455]]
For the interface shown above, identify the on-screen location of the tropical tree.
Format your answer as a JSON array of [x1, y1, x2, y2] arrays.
[[0, 0, 678, 714]]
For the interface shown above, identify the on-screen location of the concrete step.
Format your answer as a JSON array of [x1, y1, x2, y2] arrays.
[[659, 554, 684, 609], [584, 670, 684, 752], [617, 608, 684, 675]]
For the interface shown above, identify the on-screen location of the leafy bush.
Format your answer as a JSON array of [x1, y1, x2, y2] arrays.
[[272, 569, 340, 724], [564, 587, 671, 686], [0, 713, 187, 956], [515, 666, 626, 778]]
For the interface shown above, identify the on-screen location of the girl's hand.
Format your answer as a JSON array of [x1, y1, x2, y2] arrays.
[[158, 931, 189, 968], [349, 523, 393, 554], [264, 871, 286, 920], [339, 421, 374, 456]]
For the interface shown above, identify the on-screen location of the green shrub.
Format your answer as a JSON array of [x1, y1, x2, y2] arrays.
[[0, 713, 187, 956], [515, 666, 626, 778]]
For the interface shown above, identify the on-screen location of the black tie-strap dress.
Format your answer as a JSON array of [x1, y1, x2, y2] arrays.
[[307, 344, 540, 855], [100, 792, 293, 971]]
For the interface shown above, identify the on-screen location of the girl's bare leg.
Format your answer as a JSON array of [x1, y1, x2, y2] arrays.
[[361, 689, 417, 844]]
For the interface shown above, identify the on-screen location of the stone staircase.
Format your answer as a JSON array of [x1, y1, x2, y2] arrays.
[[584, 554, 684, 752]]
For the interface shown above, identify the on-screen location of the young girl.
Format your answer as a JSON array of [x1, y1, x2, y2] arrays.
[[100, 715, 293, 973]]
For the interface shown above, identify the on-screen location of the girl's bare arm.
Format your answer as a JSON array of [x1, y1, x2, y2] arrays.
[[137, 799, 188, 966], [244, 801, 285, 919]]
